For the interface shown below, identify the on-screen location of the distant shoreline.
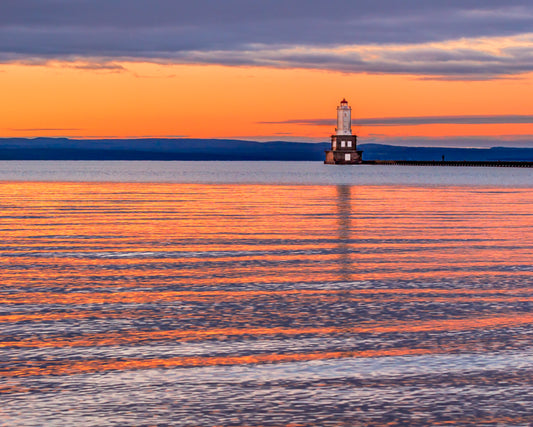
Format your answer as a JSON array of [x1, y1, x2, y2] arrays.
[[1, 138, 533, 162]]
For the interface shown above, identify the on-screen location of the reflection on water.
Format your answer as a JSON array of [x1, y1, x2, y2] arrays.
[[337, 185, 353, 283], [1, 181, 532, 426]]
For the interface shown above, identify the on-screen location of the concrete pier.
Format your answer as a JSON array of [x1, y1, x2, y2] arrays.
[[362, 160, 533, 168]]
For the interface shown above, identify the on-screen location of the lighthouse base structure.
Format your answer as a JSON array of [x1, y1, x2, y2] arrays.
[[324, 134, 363, 164], [324, 149, 363, 164]]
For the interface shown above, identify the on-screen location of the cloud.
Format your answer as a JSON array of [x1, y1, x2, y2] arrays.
[[164, 39, 533, 78], [357, 115, 533, 126], [8, 128, 83, 131], [67, 62, 126, 72], [2, 1, 532, 43], [1, 1, 533, 78], [262, 115, 533, 127]]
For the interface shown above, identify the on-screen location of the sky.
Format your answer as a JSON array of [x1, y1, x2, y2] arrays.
[[1, 0, 533, 147]]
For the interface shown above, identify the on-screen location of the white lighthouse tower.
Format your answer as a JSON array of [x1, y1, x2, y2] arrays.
[[325, 98, 363, 164], [336, 98, 352, 135]]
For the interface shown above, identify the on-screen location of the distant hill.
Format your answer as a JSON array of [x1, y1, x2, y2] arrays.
[[0, 137, 532, 161], [0, 138, 328, 160]]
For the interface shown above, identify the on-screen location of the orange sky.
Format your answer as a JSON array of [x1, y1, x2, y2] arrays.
[[1, 61, 533, 141]]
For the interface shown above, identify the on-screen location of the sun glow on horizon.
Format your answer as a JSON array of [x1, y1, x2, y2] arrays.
[[1, 61, 533, 145]]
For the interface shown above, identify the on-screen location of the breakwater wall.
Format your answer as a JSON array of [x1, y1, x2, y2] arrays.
[[363, 160, 533, 168]]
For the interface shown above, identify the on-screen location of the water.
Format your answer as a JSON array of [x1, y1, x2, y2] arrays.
[[0, 160, 531, 186], [1, 162, 532, 426]]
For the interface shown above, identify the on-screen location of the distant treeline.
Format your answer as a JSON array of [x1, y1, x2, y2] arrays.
[[0, 137, 532, 161]]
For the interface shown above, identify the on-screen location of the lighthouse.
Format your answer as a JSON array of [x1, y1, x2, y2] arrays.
[[324, 98, 363, 164]]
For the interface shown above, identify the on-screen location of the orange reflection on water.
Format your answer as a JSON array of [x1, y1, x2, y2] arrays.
[[1, 181, 532, 424], [2, 287, 531, 306], [0, 346, 474, 379], [2, 313, 532, 349], [2, 183, 532, 289], [0, 309, 198, 324]]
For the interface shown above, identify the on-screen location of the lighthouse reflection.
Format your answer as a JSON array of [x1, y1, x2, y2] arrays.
[[336, 185, 354, 282]]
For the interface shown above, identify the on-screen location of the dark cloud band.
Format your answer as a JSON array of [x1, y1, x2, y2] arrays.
[[1, 1, 533, 78], [262, 115, 533, 127], [8, 128, 83, 131]]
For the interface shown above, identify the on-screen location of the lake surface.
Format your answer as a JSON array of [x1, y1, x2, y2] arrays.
[[1, 162, 532, 426], [0, 160, 532, 186]]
